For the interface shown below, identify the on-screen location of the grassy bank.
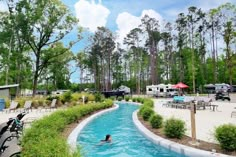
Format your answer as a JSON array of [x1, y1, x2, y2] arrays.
[[21, 99, 113, 157]]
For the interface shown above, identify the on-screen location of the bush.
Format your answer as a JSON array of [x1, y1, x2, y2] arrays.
[[46, 96, 59, 101], [164, 118, 186, 139], [141, 107, 154, 121], [87, 94, 95, 101], [136, 97, 143, 103], [109, 96, 116, 100], [124, 96, 130, 101], [138, 105, 146, 115], [94, 92, 103, 102], [132, 97, 137, 102], [21, 99, 113, 157], [215, 124, 236, 151], [149, 114, 163, 129], [61, 91, 72, 103], [143, 100, 154, 108], [71, 93, 82, 101], [117, 97, 123, 101]]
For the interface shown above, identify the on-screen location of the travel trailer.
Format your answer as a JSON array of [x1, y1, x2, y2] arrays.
[[146, 84, 177, 97], [146, 85, 159, 96]]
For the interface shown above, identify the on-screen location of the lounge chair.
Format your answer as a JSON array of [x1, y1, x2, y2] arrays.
[[4, 101, 18, 113], [44, 99, 57, 112], [17, 101, 32, 112], [231, 109, 236, 118]]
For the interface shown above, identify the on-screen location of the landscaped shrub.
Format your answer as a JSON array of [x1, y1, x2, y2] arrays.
[[46, 96, 59, 101], [138, 105, 146, 115], [125, 96, 130, 101], [61, 91, 72, 103], [21, 99, 113, 157], [143, 99, 154, 108], [215, 124, 236, 151], [109, 96, 116, 100], [87, 94, 95, 101], [132, 97, 137, 102], [71, 93, 82, 101], [149, 114, 163, 129], [164, 118, 186, 139], [141, 107, 154, 121], [117, 97, 123, 101], [94, 92, 102, 102], [137, 97, 143, 103]]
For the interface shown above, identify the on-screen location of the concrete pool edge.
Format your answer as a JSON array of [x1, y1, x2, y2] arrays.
[[67, 104, 119, 152], [132, 110, 231, 157]]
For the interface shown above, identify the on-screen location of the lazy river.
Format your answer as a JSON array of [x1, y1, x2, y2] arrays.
[[78, 102, 186, 157]]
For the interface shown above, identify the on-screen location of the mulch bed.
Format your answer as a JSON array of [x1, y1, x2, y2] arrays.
[[138, 115, 236, 156]]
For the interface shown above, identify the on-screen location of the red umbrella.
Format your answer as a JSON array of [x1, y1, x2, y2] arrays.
[[173, 82, 189, 89]]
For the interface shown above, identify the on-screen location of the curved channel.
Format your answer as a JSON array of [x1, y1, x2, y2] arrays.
[[77, 102, 186, 157]]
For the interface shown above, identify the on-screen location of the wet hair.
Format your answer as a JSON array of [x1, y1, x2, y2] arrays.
[[105, 134, 111, 141]]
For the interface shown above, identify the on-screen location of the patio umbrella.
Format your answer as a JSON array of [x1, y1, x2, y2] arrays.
[[173, 82, 189, 96], [173, 82, 189, 89]]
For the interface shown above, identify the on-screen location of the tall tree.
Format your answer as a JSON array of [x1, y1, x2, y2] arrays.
[[8, 0, 79, 96], [140, 15, 161, 85]]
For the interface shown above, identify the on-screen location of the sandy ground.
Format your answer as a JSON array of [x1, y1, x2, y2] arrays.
[[153, 98, 236, 143]]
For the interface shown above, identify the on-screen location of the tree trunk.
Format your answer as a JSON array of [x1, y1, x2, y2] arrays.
[[32, 53, 40, 97], [211, 24, 217, 84], [150, 41, 157, 85]]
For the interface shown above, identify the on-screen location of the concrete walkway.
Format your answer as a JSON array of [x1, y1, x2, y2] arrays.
[[153, 98, 236, 143], [0, 109, 55, 125]]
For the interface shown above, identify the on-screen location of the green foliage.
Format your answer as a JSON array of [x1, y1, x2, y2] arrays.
[[132, 97, 137, 102], [21, 99, 113, 157], [164, 118, 186, 139], [215, 124, 236, 151], [46, 96, 60, 101], [136, 97, 144, 103], [61, 91, 72, 103], [94, 92, 103, 102], [141, 107, 154, 121], [149, 114, 163, 129], [117, 97, 123, 101], [124, 96, 130, 101], [143, 99, 154, 108], [109, 96, 116, 100], [87, 94, 95, 101]]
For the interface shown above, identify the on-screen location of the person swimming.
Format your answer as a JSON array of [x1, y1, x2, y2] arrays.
[[100, 134, 112, 143]]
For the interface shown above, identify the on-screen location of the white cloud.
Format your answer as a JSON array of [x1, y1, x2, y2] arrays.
[[0, 1, 8, 12], [116, 9, 163, 46], [74, 0, 110, 32]]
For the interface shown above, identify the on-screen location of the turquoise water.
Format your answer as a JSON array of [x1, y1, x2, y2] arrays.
[[78, 103, 186, 157]]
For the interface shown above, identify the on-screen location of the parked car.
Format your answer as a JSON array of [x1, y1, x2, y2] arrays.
[[215, 92, 230, 101]]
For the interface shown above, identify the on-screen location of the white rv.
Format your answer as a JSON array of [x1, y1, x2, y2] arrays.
[[146, 84, 177, 97], [146, 85, 159, 96]]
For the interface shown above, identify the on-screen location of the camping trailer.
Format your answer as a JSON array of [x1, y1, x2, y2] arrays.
[[146, 85, 159, 96], [154, 84, 177, 97], [146, 84, 177, 97]]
